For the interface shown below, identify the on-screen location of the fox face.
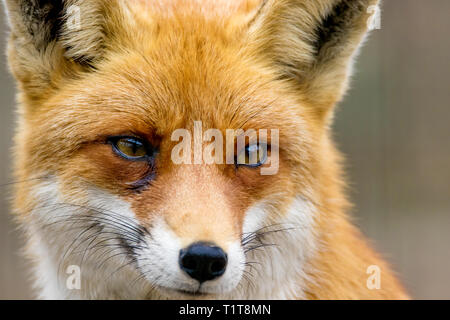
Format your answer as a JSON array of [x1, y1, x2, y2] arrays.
[[6, 0, 408, 299]]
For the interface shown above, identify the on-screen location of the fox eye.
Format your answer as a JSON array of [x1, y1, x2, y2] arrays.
[[235, 144, 268, 167], [109, 137, 151, 160]]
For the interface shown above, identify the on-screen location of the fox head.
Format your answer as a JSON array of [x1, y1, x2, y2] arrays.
[[5, 0, 379, 299]]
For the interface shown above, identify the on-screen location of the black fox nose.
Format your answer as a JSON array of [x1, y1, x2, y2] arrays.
[[179, 242, 228, 283]]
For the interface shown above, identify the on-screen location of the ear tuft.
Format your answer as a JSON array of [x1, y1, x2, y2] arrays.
[[15, 0, 65, 50], [59, 0, 106, 64], [248, 0, 380, 116], [4, 0, 119, 99], [5, 0, 110, 63], [314, 0, 374, 64]]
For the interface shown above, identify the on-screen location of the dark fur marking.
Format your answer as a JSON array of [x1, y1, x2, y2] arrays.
[[18, 0, 96, 67], [315, 0, 367, 55], [19, 0, 64, 49]]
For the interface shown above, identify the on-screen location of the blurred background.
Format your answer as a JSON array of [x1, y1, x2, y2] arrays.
[[0, 1, 449, 299]]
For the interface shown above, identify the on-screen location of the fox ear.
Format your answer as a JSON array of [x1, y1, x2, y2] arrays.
[[4, 0, 116, 99], [248, 0, 379, 118]]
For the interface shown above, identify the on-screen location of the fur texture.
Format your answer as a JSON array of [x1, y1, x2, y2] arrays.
[[5, 0, 408, 299]]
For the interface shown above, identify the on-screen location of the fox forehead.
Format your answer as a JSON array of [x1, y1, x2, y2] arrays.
[[23, 0, 320, 160], [33, 47, 314, 153], [129, 0, 262, 22]]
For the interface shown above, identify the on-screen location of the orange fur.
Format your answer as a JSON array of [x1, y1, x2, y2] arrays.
[[6, 0, 408, 299]]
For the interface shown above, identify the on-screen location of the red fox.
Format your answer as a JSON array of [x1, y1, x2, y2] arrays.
[[5, 0, 408, 299]]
